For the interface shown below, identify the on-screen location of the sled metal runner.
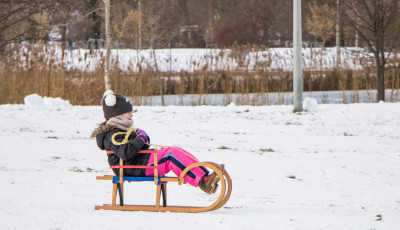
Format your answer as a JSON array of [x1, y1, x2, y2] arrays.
[[95, 149, 232, 213]]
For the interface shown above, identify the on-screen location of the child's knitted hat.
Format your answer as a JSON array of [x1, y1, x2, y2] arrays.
[[102, 90, 132, 120]]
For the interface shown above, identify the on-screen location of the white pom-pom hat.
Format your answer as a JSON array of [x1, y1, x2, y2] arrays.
[[102, 90, 132, 120], [103, 90, 116, 106]]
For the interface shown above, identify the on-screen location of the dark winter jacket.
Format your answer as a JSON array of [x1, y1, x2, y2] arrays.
[[91, 123, 151, 176]]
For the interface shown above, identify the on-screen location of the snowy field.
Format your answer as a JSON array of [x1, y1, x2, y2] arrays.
[[1, 96, 400, 229]]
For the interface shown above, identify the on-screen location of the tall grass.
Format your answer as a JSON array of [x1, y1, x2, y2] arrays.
[[0, 44, 399, 105]]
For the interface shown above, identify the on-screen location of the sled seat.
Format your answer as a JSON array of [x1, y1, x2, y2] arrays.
[[95, 149, 185, 208]]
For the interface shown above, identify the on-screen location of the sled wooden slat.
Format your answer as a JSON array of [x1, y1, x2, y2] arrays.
[[96, 175, 113, 180], [95, 204, 221, 213], [95, 149, 232, 213]]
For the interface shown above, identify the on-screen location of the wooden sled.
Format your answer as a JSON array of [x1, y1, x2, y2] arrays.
[[95, 149, 232, 213]]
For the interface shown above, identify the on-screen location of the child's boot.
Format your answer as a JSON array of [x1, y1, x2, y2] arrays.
[[199, 164, 224, 194]]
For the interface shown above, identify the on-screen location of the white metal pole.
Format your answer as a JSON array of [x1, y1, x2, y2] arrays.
[[103, 0, 112, 91], [293, 0, 303, 112]]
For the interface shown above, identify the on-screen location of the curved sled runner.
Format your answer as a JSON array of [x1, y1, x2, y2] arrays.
[[95, 149, 232, 212]]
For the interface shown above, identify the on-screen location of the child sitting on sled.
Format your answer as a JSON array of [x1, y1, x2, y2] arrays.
[[91, 90, 223, 194]]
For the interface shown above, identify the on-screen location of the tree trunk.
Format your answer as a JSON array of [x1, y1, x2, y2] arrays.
[[152, 49, 165, 106], [376, 54, 385, 102], [336, 0, 340, 69], [375, 13, 385, 102], [103, 0, 112, 91]]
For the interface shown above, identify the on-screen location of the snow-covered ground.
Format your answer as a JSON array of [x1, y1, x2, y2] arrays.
[[1, 96, 400, 229]]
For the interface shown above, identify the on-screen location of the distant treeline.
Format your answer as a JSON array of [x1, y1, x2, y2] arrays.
[[2, 0, 400, 50]]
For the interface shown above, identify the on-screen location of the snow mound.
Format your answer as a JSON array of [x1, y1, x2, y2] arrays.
[[24, 94, 44, 107], [303, 97, 318, 112], [24, 94, 71, 109]]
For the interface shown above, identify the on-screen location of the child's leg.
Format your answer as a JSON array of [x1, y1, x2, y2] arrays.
[[145, 147, 209, 187]]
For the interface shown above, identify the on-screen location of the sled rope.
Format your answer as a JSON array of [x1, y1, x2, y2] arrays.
[[111, 127, 136, 145], [110, 127, 198, 162]]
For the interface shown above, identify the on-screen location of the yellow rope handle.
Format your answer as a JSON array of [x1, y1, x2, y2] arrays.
[[111, 127, 136, 145]]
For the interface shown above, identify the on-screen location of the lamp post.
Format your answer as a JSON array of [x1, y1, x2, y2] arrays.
[[293, 0, 303, 112]]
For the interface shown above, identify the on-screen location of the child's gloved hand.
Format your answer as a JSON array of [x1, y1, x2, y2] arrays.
[[136, 129, 149, 143]]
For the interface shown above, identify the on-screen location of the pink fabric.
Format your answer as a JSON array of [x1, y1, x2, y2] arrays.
[[145, 147, 207, 187]]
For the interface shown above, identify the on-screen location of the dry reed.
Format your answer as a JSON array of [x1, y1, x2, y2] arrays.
[[0, 44, 399, 105]]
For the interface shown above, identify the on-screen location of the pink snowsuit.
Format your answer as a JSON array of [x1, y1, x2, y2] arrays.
[[145, 147, 209, 187]]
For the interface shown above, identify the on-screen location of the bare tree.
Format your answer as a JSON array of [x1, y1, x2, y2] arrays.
[[338, 0, 400, 101], [189, 0, 279, 47], [0, 0, 55, 49], [113, 10, 139, 48], [0, 0, 106, 53], [306, 1, 336, 49], [270, 0, 292, 47], [150, 49, 165, 106], [186, 0, 238, 48], [110, 0, 138, 48], [237, 0, 277, 45]]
